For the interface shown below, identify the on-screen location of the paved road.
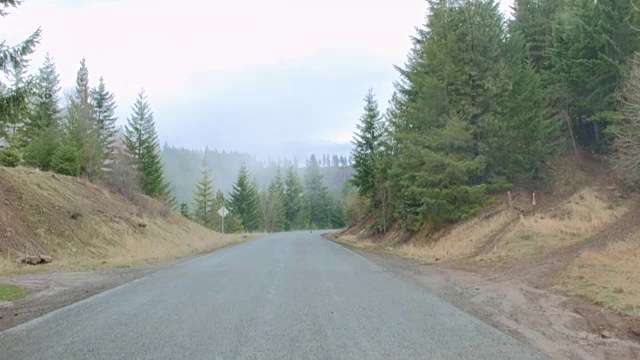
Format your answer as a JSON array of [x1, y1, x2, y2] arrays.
[[0, 232, 546, 359]]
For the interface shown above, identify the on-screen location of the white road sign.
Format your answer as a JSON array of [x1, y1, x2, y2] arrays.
[[218, 206, 229, 218]]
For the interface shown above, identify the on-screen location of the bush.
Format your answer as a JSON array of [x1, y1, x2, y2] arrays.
[[23, 128, 59, 171], [51, 143, 82, 176], [0, 147, 22, 167]]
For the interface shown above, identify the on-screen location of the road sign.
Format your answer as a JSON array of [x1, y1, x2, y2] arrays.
[[218, 206, 229, 218]]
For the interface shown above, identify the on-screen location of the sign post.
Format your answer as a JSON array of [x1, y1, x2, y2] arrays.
[[218, 206, 229, 234]]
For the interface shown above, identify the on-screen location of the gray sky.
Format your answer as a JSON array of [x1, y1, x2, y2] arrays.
[[2, 0, 513, 160]]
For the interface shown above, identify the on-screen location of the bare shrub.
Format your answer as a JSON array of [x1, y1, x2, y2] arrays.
[[103, 147, 139, 199]]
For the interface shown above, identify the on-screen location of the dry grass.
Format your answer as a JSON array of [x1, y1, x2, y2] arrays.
[[481, 188, 628, 264], [336, 187, 627, 269], [559, 231, 640, 317], [0, 167, 256, 274], [396, 211, 516, 263]]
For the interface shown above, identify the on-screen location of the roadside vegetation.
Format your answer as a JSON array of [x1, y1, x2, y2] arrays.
[[0, 283, 27, 302], [0, 0, 348, 267], [340, 0, 640, 329]]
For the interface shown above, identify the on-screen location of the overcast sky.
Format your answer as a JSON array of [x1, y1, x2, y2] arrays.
[[1, 0, 513, 160]]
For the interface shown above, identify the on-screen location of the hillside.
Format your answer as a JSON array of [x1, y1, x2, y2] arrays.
[[0, 167, 246, 273], [332, 151, 640, 354]]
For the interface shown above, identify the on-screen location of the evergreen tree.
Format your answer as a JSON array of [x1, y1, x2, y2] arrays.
[[23, 54, 61, 170], [304, 155, 332, 228], [229, 164, 260, 231], [51, 138, 82, 176], [179, 202, 190, 219], [510, 0, 566, 71], [29, 53, 60, 132], [1, 66, 31, 148], [283, 165, 304, 230], [192, 155, 215, 228], [90, 77, 117, 163], [0, 0, 41, 144], [124, 89, 171, 199], [549, 0, 640, 151], [259, 169, 286, 232], [351, 88, 384, 202], [61, 58, 103, 179]]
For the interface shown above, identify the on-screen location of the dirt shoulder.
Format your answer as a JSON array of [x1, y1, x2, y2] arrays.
[[0, 260, 172, 332], [0, 235, 259, 333], [328, 236, 640, 360]]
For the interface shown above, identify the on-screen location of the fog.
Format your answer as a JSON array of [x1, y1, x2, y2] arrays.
[[2, 0, 512, 160]]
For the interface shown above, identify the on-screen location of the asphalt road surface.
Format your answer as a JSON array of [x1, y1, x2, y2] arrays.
[[0, 232, 546, 360]]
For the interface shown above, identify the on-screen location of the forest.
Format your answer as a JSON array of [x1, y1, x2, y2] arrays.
[[161, 145, 353, 204], [350, 0, 640, 233], [0, 0, 350, 233]]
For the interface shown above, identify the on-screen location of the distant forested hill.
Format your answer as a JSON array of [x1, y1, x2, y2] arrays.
[[162, 144, 354, 204]]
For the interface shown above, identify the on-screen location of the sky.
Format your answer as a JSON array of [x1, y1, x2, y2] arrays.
[[1, 0, 513, 160]]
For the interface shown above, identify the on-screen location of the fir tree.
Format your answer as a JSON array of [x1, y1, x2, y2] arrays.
[[179, 202, 190, 219], [62, 58, 103, 179], [30, 53, 60, 132], [124, 89, 171, 199], [23, 53, 61, 170], [260, 169, 286, 232], [283, 165, 304, 230], [304, 155, 332, 228], [229, 164, 260, 231], [90, 77, 117, 163], [351, 88, 384, 202], [192, 155, 215, 228], [0, 0, 41, 143]]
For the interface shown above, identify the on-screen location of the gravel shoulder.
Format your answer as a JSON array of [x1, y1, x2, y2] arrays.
[[330, 238, 640, 360]]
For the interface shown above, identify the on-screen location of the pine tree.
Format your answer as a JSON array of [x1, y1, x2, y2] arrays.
[[30, 53, 60, 132], [62, 58, 103, 179], [549, 0, 640, 151], [229, 164, 260, 231], [23, 53, 61, 170], [510, 0, 566, 71], [51, 138, 82, 176], [0, 0, 41, 144], [283, 165, 304, 230], [259, 169, 286, 232], [179, 202, 190, 219], [192, 155, 215, 228], [90, 77, 117, 163], [124, 89, 171, 199], [351, 88, 383, 202], [304, 155, 332, 228], [1, 66, 31, 148]]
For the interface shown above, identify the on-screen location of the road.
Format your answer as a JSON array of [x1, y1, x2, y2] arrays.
[[0, 232, 546, 359]]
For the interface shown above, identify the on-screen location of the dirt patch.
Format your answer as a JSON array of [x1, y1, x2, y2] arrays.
[[559, 230, 640, 318], [331, 239, 640, 360], [0, 254, 195, 332]]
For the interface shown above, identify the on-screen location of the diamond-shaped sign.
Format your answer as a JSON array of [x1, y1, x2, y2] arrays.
[[218, 206, 229, 218]]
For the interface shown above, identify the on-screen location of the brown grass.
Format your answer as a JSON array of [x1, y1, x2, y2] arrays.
[[396, 211, 516, 263], [336, 186, 627, 269], [559, 231, 640, 317], [0, 167, 255, 274], [480, 188, 628, 264]]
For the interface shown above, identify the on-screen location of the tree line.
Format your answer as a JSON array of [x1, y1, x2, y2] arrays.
[[0, 0, 172, 205], [184, 154, 349, 233], [350, 0, 640, 233], [162, 145, 354, 204]]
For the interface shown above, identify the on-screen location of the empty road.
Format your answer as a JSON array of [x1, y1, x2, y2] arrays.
[[0, 232, 545, 359]]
